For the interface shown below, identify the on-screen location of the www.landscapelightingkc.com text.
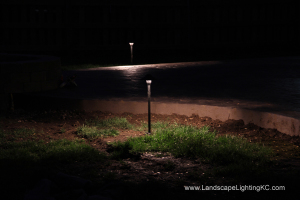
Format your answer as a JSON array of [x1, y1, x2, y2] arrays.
[[184, 185, 285, 192]]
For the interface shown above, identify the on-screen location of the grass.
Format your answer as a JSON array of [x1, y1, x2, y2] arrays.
[[0, 126, 107, 164], [76, 117, 133, 139], [0, 138, 106, 164], [0, 118, 289, 199], [0, 120, 274, 168], [86, 117, 133, 129], [60, 127, 66, 133], [134, 120, 173, 132], [0, 128, 35, 142], [77, 125, 119, 139], [0, 128, 108, 200], [109, 123, 273, 172]]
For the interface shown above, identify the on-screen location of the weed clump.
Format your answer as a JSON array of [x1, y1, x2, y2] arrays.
[[109, 123, 273, 167], [86, 117, 132, 129], [76, 117, 131, 139], [77, 125, 119, 139]]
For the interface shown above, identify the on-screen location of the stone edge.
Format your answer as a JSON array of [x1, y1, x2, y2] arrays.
[[75, 99, 300, 136]]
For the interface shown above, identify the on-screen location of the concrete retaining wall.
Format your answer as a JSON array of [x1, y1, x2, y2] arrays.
[[76, 99, 300, 136]]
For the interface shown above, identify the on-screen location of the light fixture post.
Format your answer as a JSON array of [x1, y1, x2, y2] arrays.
[[129, 43, 134, 64], [146, 79, 152, 134]]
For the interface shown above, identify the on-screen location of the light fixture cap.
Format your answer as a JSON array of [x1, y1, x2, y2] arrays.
[[142, 74, 156, 83], [146, 80, 152, 84]]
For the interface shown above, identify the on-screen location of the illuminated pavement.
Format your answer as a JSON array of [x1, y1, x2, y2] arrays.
[[30, 56, 300, 116]]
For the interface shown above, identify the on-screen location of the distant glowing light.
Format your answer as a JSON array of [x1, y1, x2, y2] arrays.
[[129, 43, 134, 64]]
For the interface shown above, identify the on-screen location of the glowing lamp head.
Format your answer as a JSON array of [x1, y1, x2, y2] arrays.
[[129, 43, 134, 46], [142, 74, 155, 85], [146, 80, 152, 85]]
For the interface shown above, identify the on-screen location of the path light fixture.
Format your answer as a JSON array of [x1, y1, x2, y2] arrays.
[[143, 74, 155, 134], [129, 42, 134, 64]]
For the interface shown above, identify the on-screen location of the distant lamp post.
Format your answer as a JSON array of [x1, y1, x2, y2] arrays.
[[129, 42, 134, 64], [143, 74, 155, 134]]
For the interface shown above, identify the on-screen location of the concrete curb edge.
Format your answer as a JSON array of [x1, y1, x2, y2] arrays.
[[78, 99, 300, 136]]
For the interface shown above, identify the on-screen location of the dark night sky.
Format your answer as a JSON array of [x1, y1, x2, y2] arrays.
[[1, 0, 299, 59]]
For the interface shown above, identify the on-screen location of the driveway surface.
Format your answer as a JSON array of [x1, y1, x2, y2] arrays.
[[25, 56, 300, 117]]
